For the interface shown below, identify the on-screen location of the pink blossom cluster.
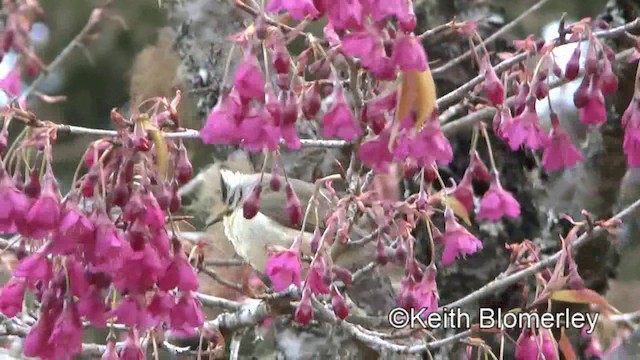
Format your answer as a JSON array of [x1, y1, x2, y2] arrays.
[[0, 95, 203, 359]]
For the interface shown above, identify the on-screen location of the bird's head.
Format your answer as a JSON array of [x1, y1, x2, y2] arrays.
[[207, 168, 258, 227]]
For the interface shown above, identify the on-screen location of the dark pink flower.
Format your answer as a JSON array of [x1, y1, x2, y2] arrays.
[[77, 286, 107, 328], [395, 120, 453, 168], [102, 341, 120, 360], [24, 308, 56, 359], [141, 192, 165, 229], [66, 258, 90, 298], [359, 132, 394, 173], [504, 100, 548, 150], [234, 49, 265, 101], [51, 201, 95, 254], [238, 106, 281, 152], [331, 286, 350, 320], [159, 252, 199, 292], [623, 96, 640, 167], [90, 210, 131, 271], [438, 208, 483, 266], [327, 0, 363, 30], [482, 57, 505, 106], [392, 33, 428, 72], [200, 94, 243, 145], [113, 242, 164, 293], [110, 294, 152, 330], [14, 251, 52, 284], [397, 275, 418, 310], [514, 328, 558, 360], [170, 293, 205, 336], [24, 173, 61, 238], [119, 330, 144, 360], [0, 65, 21, 97], [565, 45, 581, 81], [0, 171, 29, 233], [266, 0, 319, 20], [322, 86, 363, 141], [0, 278, 25, 317], [600, 58, 618, 95], [148, 290, 175, 325], [411, 267, 438, 314], [294, 288, 314, 325], [341, 28, 383, 69], [306, 256, 330, 294], [48, 301, 83, 359], [477, 176, 521, 221], [542, 115, 583, 171], [578, 77, 607, 125], [266, 244, 302, 291], [364, 0, 407, 22], [469, 151, 491, 182], [449, 170, 474, 211]]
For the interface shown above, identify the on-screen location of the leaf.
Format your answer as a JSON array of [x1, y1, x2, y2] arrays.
[[443, 195, 471, 226], [414, 68, 437, 129], [395, 71, 419, 122], [550, 289, 610, 306], [558, 328, 577, 360]]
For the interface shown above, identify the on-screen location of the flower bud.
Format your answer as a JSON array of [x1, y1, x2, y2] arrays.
[[600, 58, 618, 95], [513, 83, 530, 115], [469, 151, 490, 182], [176, 144, 193, 185], [423, 167, 437, 184], [294, 288, 313, 325], [483, 61, 505, 106], [3, 30, 14, 53], [310, 228, 321, 254], [552, 61, 562, 78], [81, 176, 95, 198], [269, 172, 282, 192], [376, 236, 388, 265], [255, 14, 268, 40], [585, 43, 599, 76], [24, 170, 41, 199], [110, 108, 128, 128], [285, 184, 302, 226], [332, 266, 353, 286], [243, 184, 262, 219], [169, 183, 182, 213], [565, 45, 581, 81], [573, 75, 590, 108], [395, 238, 407, 264], [112, 181, 130, 207], [276, 73, 289, 90], [281, 91, 299, 125], [534, 81, 549, 100], [273, 43, 290, 75], [331, 286, 349, 320], [302, 83, 321, 119]]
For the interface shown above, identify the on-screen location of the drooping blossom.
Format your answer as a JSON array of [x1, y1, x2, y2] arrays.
[[477, 175, 521, 221], [23, 307, 57, 359], [438, 208, 483, 266], [112, 242, 164, 293], [0, 65, 21, 97], [0, 170, 29, 233], [359, 132, 394, 173], [0, 278, 25, 317], [238, 106, 281, 152], [48, 301, 83, 359], [110, 294, 152, 330], [578, 76, 607, 125], [14, 251, 52, 285], [327, 0, 364, 30], [170, 292, 205, 336], [90, 209, 132, 272], [158, 251, 199, 292], [148, 290, 175, 325], [265, 240, 302, 291], [394, 119, 453, 168], [482, 57, 505, 106], [391, 32, 428, 72], [266, 0, 320, 20], [200, 93, 243, 145], [119, 330, 144, 360], [233, 48, 265, 101], [331, 285, 349, 320], [514, 328, 558, 360], [306, 256, 330, 295], [622, 95, 640, 167], [449, 170, 474, 212], [321, 85, 363, 142], [541, 114, 583, 171], [101, 341, 120, 360], [411, 267, 438, 314], [51, 198, 95, 254], [294, 288, 314, 325], [23, 172, 61, 238], [76, 286, 107, 328], [504, 100, 548, 150]]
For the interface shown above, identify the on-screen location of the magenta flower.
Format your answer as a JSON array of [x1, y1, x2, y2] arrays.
[[438, 209, 483, 266], [48, 301, 83, 359], [306, 256, 330, 295], [238, 107, 281, 152], [266, 245, 302, 291], [364, 0, 407, 22], [24, 173, 61, 238], [91, 210, 131, 271], [170, 293, 205, 336], [23, 309, 56, 359], [477, 176, 521, 221], [392, 33, 428, 72], [159, 253, 199, 292], [331, 286, 350, 320], [110, 294, 152, 330], [411, 267, 438, 314], [102, 341, 120, 360], [294, 288, 314, 325], [266, 0, 319, 20], [200, 94, 243, 145], [234, 49, 265, 101], [504, 100, 548, 150], [0, 278, 25, 317], [321, 86, 363, 141], [327, 0, 364, 30], [395, 121, 453, 168], [341, 28, 383, 69], [77, 286, 107, 328], [469, 151, 491, 182], [449, 170, 474, 212], [113, 242, 164, 293], [141, 192, 165, 229], [0, 171, 29, 233], [579, 80, 607, 125], [66, 258, 90, 298], [0, 65, 21, 97], [359, 132, 394, 173], [148, 290, 175, 325], [514, 328, 558, 360], [119, 330, 144, 360], [14, 251, 52, 284], [51, 202, 95, 254], [542, 117, 583, 171], [482, 57, 505, 106], [623, 96, 640, 167]]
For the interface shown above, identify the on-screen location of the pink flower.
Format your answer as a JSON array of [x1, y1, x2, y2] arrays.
[[321, 86, 363, 141], [77, 286, 107, 327], [51, 201, 95, 254], [514, 328, 558, 360], [170, 293, 205, 336], [234, 49, 265, 101], [411, 267, 438, 314], [48, 301, 83, 359], [0, 65, 21, 97], [238, 106, 281, 152], [542, 116, 583, 171], [148, 291, 175, 325], [23, 173, 61, 238], [469, 151, 491, 182], [24, 309, 56, 359], [294, 288, 314, 325], [449, 170, 474, 212], [0, 171, 29, 233], [327, 0, 364, 30], [102, 341, 120, 360], [395, 121, 453, 168], [623, 96, 640, 167], [266, 0, 319, 20], [266, 244, 302, 291], [504, 100, 548, 150], [66, 258, 90, 298], [113, 242, 164, 293], [364, 0, 407, 22], [477, 176, 521, 221], [200, 94, 243, 145], [141, 192, 165, 229], [159, 253, 199, 292], [482, 57, 505, 106], [14, 251, 52, 284], [341, 28, 385, 71], [306, 257, 330, 294], [391, 33, 428, 72], [331, 286, 349, 320], [0, 278, 25, 317], [119, 330, 144, 360], [110, 295, 152, 330], [90, 210, 131, 271], [438, 209, 483, 266], [578, 78, 607, 125], [359, 132, 394, 173]]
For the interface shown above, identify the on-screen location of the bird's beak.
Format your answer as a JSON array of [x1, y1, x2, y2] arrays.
[[206, 205, 233, 228]]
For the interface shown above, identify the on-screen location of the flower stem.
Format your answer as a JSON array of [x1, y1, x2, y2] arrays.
[[480, 123, 499, 173]]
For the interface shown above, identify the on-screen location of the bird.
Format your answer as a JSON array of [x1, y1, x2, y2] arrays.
[[186, 161, 406, 316]]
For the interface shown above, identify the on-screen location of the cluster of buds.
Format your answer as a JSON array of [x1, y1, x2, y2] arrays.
[[0, 92, 203, 359]]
